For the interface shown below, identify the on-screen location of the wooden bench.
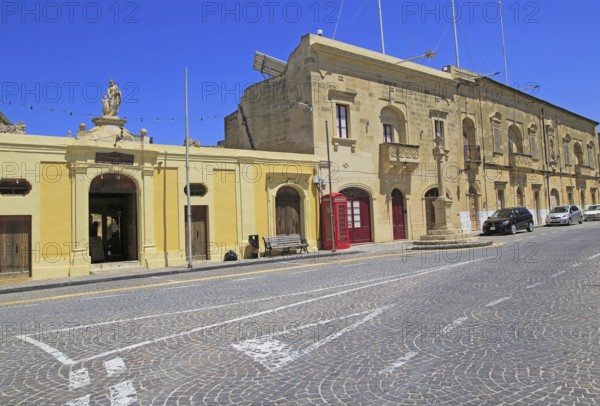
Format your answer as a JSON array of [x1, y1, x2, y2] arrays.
[[263, 234, 309, 257]]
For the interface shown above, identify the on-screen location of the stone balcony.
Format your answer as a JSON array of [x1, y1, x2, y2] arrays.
[[575, 164, 597, 179], [379, 143, 420, 173], [509, 152, 540, 171]]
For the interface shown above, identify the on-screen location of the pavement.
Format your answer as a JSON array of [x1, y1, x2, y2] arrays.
[[0, 239, 421, 295]]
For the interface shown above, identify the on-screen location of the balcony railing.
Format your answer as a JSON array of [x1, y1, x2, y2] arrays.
[[575, 164, 596, 178], [380, 143, 420, 173], [464, 145, 481, 163], [509, 152, 539, 171]]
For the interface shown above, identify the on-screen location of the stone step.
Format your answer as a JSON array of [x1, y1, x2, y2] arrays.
[[421, 234, 474, 241], [413, 238, 478, 246]]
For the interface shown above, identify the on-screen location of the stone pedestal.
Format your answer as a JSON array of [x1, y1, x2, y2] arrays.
[[413, 141, 489, 250], [76, 116, 148, 144]]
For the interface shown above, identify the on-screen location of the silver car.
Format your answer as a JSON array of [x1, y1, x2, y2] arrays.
[[545, 205, 583, 226]]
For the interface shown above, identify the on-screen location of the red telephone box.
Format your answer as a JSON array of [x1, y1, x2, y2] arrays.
[[321, 193, 350, 250]]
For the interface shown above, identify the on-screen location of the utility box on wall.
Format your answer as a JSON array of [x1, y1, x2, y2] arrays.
[[321, 193, 350, 250]]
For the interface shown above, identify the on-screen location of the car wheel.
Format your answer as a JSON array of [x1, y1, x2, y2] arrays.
[[509, 224, 517, 235], [579, 217, 583, 224], [568, 218, 572, 226], [527, 221, 534, 232]]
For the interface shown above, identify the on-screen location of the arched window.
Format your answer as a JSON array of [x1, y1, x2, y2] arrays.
[[380, 107, 407, 144], [508, 125, 523, 154]]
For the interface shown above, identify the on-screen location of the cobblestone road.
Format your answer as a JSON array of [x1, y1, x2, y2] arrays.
[[1, 223, 599, 404]]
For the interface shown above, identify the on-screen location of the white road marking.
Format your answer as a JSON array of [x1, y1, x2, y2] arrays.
[[80, 294, 123, 301], [163, 284, 203, 290], [20, 259, 484, 366], [485, 297, 510, 307], [20, 335, 76, 365], [66, 395, 90, 406], [343, 263, 365, 268], [551, 271, 566, 277], [233, 276, 265, 282], [0, 304, 38, 311], [69, 368, 90, 389], [104, 357, 127, 377], [572, 263, 582, 268], [525, 282, 543, 290], [379, 351, 419, 375], [38, 278, 398, 336], [588, 253, 600, 260], [290, 269, 320, 275], [109, 380, 137, 406], [233, 306, 389, 371], [441, 317, 468, 334]]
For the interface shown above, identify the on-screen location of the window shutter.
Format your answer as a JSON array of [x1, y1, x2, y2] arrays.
[[493, 127, 502, 152]]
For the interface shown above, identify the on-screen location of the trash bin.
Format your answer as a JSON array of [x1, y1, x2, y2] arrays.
[[248, 235, 259, 259]]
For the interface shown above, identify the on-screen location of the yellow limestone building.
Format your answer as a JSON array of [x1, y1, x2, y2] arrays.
[[0, 116, 320, 280], [225, 34, 600, 242]]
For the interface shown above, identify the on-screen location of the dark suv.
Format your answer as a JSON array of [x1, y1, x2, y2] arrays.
[[482, 207, 534, 235]]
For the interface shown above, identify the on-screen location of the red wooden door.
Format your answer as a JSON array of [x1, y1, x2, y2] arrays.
[[346, 197, 371, 243], [392, 191, 406, 240]]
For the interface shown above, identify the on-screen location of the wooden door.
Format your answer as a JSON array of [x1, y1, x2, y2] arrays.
[[392, 190, 406, 240], [534, 191, 541, 224], [185, 206, 208, 260], [468, 189, 478, 230], [0, 216, 31, 276], [550, 190, 559, 209], [276, 187, 301, 235], [516, 190, 524, 207], [425, 188, 439, 232], [347, 198, 372, 243]]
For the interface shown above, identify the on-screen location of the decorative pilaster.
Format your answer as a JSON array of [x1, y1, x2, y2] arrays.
[[141, 165, 161, 268], [69, 163, 92, 276]]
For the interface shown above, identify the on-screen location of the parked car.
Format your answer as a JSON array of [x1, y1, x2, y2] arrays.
[[545, 205, 583, 226], [482, 207, 534, 235], [584, 205, 600, 221]]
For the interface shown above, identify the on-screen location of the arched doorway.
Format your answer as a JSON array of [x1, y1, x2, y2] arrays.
[[341, 187, 372, 243], [467, 186, 479, 230], [391, 189, 406, 240], [89, 173, 138, 263], [425, 188, 439, 233], [550, 189, 560, 209], [276, 187, 301, 235], [516, 187, 525, 207]]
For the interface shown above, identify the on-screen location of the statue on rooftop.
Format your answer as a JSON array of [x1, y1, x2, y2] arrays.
[[104, 80, 122, 117]]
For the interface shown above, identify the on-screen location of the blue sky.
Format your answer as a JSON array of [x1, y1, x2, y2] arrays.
[[2, 1, 598, 146]]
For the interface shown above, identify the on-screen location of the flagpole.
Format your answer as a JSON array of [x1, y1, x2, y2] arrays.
[[184, 67, 193, 268], [377, 0, 385, 54], [499, 0, 509, 85], [451, 0, 460, 67]]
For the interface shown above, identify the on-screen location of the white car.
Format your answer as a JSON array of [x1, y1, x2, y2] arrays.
[[584, 205, 600, 221]]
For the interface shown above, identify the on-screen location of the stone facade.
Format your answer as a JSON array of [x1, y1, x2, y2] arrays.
[[224, 34, 599, 242], [0, 119, 319, 280]]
